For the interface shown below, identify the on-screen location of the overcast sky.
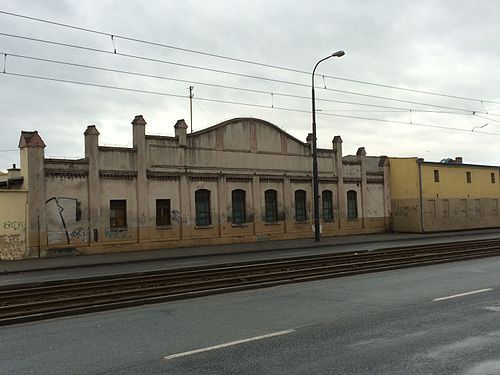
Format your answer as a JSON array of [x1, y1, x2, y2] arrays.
[[1, 0, 500, 172]]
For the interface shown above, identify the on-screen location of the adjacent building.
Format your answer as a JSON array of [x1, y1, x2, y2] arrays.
[[390, 157, 500, 232], [0, 116, 390, 260]]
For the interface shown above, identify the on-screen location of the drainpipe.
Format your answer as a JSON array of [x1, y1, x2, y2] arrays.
[[417, 158, 425, 233]]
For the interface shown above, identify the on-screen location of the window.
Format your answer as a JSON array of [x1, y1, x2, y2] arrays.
[[466, 171, 471, 183], [110, 200, 127, 228], [347, 190, 358, 219], [491, 173, 496, 183], [264, 189, 278, 223], [195, 189, 211, 226], [434, 170, 440, 182], [295, 190, 307, 221], [322, 190, 333, 220], [232, 189, 246, 224], [156, 199, 171, 226]]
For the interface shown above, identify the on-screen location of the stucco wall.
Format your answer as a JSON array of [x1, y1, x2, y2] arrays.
[[390, 157, 500, 232], [11, 116, 390, 258], [45, 176, 89, 245], [0, 190, 27, 260]]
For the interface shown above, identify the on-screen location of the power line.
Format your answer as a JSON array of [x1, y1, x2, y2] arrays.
[[0, 32, 491, 115], [4, 70, 500, 137], [3, 51, 472, 115], [1, 9, 499, 105]]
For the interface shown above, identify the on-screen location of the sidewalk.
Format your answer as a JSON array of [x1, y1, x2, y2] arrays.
[[2, 228, 500, 274]]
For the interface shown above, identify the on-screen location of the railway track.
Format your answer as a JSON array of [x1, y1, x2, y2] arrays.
[[1, 238, 500, 326]]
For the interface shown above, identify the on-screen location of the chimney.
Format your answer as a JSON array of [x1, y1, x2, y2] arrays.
[[454, 157, 463, 164], [306, 133, 314, 154], [356, 147, 367, 157], [7, 164, 21, 179], [174, 119, 188, 147]]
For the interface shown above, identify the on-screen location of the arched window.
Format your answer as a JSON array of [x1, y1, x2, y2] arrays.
[[195, 189, 211, 226], [232, 189, 246, 224], [322, 190, 333, 220], [295, 190, 307, 221], [347, 190, 358, 219], [264, 189, 278, 223]]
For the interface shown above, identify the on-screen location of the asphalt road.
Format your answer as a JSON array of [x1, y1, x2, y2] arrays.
[[1, 257, 500, 374]]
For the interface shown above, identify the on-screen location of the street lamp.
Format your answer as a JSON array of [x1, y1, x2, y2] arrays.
[[311, 50, 345, 242]]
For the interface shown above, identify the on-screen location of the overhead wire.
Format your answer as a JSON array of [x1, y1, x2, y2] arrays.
[[0, 32, 492, 116], [3, 70, 500, 137], [1, 9, 500, 105], [2, 51, 472, 115]]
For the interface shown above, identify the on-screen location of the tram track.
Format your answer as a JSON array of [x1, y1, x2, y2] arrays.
[[1, 238, 500, 326]]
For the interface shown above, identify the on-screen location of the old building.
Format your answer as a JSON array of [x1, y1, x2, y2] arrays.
[[0, 116, 390, 260], [390, 157, 500, 232]]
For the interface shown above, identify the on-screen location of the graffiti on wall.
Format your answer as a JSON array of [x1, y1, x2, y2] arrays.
[[46, 197, 85, 245], [393, 202, 418, 217], [3, 221, 25, 231], [104, 228, 131, 240], [171, 209, 182, 224], [0, 233, 25, 260]]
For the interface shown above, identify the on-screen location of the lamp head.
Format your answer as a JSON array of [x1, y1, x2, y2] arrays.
[[332, 50, 345, 57]]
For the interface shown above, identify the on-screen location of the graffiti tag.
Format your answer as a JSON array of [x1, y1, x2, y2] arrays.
[[2, 221, 25, 231], [171, 209, 182, 224]]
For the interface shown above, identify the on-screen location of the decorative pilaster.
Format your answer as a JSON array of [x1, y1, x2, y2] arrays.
[[18, 131, 47, 256], [84, 125, 100, 244], [357, 147, 368, 228], [333, 136, 345, 230], [132, 115, 148, 241]]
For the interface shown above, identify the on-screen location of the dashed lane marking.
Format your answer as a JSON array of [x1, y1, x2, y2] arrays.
[[433, 288, 492, 301], [163, 329, 296, 360]]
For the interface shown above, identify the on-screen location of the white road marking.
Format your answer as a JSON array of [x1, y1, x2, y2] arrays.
[[163, 329, 295, 360], [433, 288, 492, 301]]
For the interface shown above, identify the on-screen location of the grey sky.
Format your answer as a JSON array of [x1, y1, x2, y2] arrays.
[[1, 0, 499, 171]]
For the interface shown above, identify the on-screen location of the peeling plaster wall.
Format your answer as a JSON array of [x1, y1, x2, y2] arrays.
[[0, 190, 27, 260], [45, 176, 88, 245]]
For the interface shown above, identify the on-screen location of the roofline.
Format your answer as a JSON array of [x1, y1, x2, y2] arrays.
[[389, 156, 500, 169], [421, 161, 500, 169], [189, 117, 307, 146]]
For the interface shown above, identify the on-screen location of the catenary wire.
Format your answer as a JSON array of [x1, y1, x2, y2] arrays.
[[2, 51, 471, 115], [1, 9, 500, 105], [0, 32, 492, 116], [3, 70, 500, 137]]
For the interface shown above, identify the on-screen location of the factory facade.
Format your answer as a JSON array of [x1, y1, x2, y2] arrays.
[[0, 116, 391, 260]]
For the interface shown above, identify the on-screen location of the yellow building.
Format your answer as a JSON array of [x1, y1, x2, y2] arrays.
[[390, 157, 500, 232]]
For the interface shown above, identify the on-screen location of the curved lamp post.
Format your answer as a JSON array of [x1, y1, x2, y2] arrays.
[[312, 50, 345, 241]]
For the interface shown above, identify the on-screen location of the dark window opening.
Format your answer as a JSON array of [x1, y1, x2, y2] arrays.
[[195, 189, 211, 226], [347, 190, 358, 219], [322, 190, 333, 220], [491, 173, 496, 183], [264, 189, 278, 223], [110, 200, 127, 228], [434, 170, 440, 183], [295, 190, 307, 221], [466, 171, 472, 183], [156, 199, 171, 226], [232, 189, 246, 224]]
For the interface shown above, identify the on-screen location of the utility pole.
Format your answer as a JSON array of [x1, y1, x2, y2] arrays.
[[189, 86, 194, 133]]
